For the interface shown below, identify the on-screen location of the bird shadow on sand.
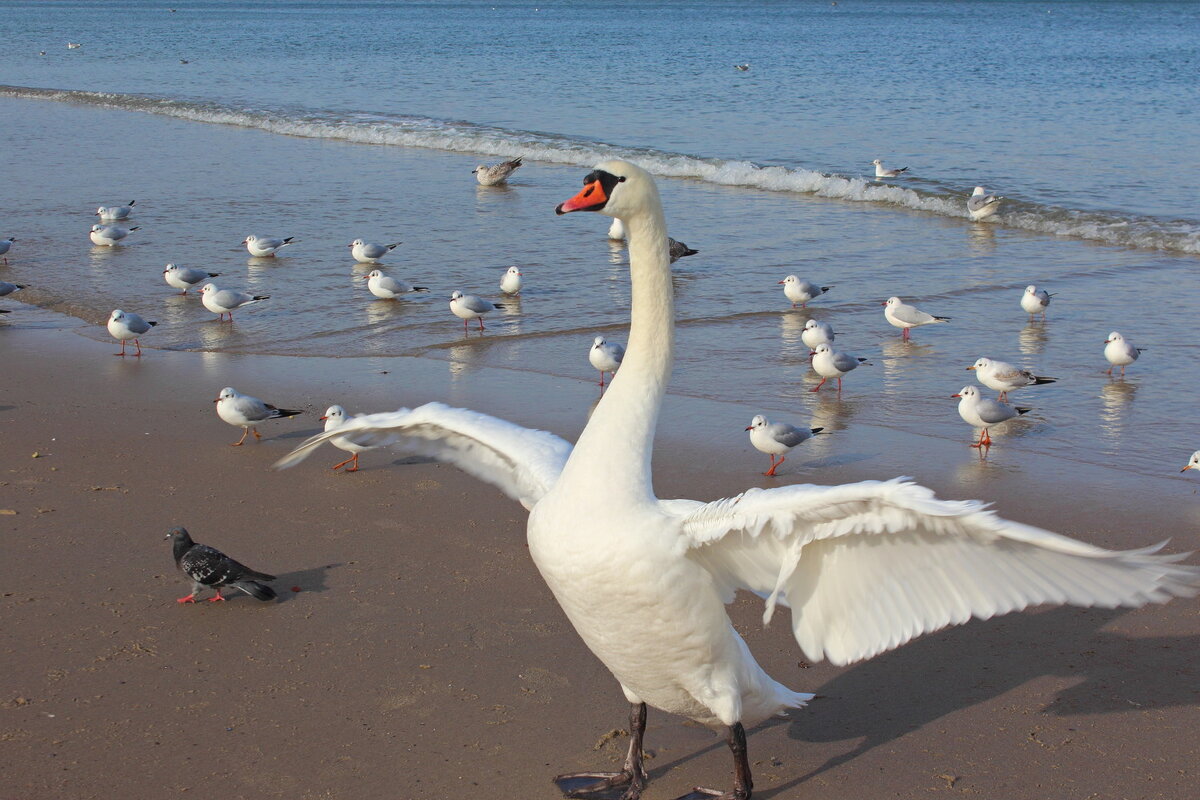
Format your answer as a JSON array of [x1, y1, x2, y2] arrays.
[[272, 562, 343, 604], [632, 606, 1198, 799]]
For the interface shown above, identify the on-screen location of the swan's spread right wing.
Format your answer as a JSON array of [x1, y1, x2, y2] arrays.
[[672, 478, 1198, 666], [274, 402, 571, 509]]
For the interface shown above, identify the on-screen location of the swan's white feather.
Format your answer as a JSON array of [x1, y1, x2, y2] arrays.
[[674, 478, 1197, 666], [274, 402, 572, 509]]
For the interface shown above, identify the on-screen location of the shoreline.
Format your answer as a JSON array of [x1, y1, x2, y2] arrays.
[[2, 311, 1198, 799]]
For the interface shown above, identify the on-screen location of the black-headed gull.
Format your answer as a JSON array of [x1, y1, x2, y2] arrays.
[[0, 237, 13, 265], [472, 157, 523, 186], [800, 319, 835, 350], [953, 385, 1029, 448], [242, 234, 294, 257], [1181, 452, 1200, 473], [214, 386, 302, 446], [319, 405, 398, 472], [1104, 332, 1143, 376], [500, 266, 523, 295], [95, 201, 135, 221], [1021, 285, 1053, 319], [779, 275, 831, 308], [968, 357, 1056, 401], [107, 309, 157, 357], [746, 414, 823, 476], [201, 283, 269, 321], [90, 224, 139, 246], [364, 269, 427, 299], [449, 290, 504, 331], [0, 280, 25, 297], [163, 263, 220, 294], [810, 342, 871, 392], [883, 296, 950, 339], [871, 159, 908, 178], [349, 239, 401, 263], [967, 186, 1003, 221], [589, 336, 625, 386], [166, 526, 276, 604]]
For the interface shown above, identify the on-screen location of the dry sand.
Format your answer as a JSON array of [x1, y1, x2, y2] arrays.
[[2, 312, 1199, 799]]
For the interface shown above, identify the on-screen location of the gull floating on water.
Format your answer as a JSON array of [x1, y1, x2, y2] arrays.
[[968, 357, 1056, 402], [1021, 284, 1053, 319], [214, 386, 302, 446], [968, 186, 1003, 221], [201, 283, 269, 321], [953, 385, 1029, 449], [1104, 331, 1143, 376], [473, 157, 523, 186], [608, 219, 696, 262], [242, 234, 294, 257], [96, 201, 135, 220], [746, 414, 823, 476], [0, 237, 15, 265], [1180, 452, 1200, 473], [589, 335, 625, 387], [90, 224, 139, 246], [810, 342, 871, 392], [349, 238, 401, 263], [734, 63, 750, 71], [500, 266, 523, 295], [274, 161, 1200, 800], [780, 275, 831, 308], [449, 290, 504, 331], [66, 42, 81, 49], [163, 263, 220, 294], [883, 296, 950, 339], [319, 405, 398, 472], [107, 309, 157, 357], [364, 269, 427, 299], [800, 319, 835, 350], [871, 159, 908, 178]]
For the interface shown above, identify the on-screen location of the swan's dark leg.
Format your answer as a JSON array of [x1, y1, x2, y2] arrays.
[[555, 702, 648, 799], [680, 722, 752, 800]]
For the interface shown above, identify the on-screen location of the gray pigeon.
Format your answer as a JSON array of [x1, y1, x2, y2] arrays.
[[166, 526, 277, 603]]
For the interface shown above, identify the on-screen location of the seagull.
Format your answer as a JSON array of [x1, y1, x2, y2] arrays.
[[66, 42, 81, 49], [1104, 331, 1143, 376], [871, 159, 908, 178], [800, 319, 835, 350], [968, 186, 1003, 221], [883, 296, 950, 339], [165, 527, 276, 603], [472, 157, 523, 186], [668, 238, 698, 263], [163, 263, 220, 294], [90, 224, 139, 246], [449, 290, 504, 331], [0, 281, 25, 297], [608, 218, 626, 241], [589, 336, 625, 387], [349, 239, 401, 263], [500, 266, 523, 295], [779, 275, 831, 308], [734, 63, 750, 71], [201, 283, 269, 321], [746, 415, 823, 476], [274, 161, 1200, 800], [95, 201, 136, 220], [214, 386, 302, 446], [319, 405, 398, 472], [968, 357, 1056, 402], [953, 385, 1030, 448], [242, 234, 294, 257], [106, 309, 157, 357], [364, 269, 428, 299], [810, 342, 871, 392], [1021, 285, 1053, 320], [1181, 452, 1200, 473], [0, 237, 13, 265]]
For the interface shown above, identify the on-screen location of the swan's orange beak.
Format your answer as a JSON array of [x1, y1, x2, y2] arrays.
[[556, 179, 607, 214]]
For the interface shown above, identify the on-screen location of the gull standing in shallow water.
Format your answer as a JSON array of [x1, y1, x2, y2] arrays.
[[90, 224, 139, 246], [500, 266, 523, 295], [589, 336, 625, 386], [473, 157, 523, 186], [810, 342, 870, 392], [215, 387, 302, 446], [163, 263, 220, 294], [449, 290, 504, 331], [1022, 284, 1053, 319], [800, 318, 834, 350], [1104, 331, 1143, 376], [364, 270, 427, 299], [242, 234, 294, 257], [883, 296, 950, 339], [746, 415, 823, 476], [953, 385, 1030, 448], [967, 186, 1003, 221], [0, 237, 14, 264], [349, 239, 401, 263], [201, 283, 269, 321], [871, 159, 908, 178], [275, 161, 1199, 800], [779, 275, 832, 308], [107, 309, 157, 357], [968, 357, 1056, 402], [95, 201, 135, 220]]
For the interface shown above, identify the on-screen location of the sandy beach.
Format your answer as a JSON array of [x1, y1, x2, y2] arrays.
[[2, 309, 1198, 800]]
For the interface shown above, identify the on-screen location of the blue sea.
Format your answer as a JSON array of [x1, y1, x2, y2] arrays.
[[2, 0, 1199, 479]]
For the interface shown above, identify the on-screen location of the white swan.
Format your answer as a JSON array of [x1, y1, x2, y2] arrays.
[[275, 161, 1198, 799]]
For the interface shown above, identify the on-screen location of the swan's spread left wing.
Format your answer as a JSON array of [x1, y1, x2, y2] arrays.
[[672, 478, 1198, 666], [273, 402, 571, 509]]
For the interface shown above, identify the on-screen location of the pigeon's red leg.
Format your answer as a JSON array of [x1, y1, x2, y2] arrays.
[[176, 594, 197, 604], [207, 592, 226, 603]]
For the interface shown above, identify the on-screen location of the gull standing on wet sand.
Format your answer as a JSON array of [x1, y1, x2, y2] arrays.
[[364, 270, 427, 299], [107, 309, 157, 357], [214, 386, 303, 446], [871, 159, 908, 178], [883, 296, 950, 339], [1022, 285, 1053, 319], [953, 385, 1029, 448], [968, 186, 1003, 221], [349, 239, 401, 263], [589, 336, 625, 386], [810, 342, 870, 392], [746, 415, 823, 476], [473, 157, 523, 186], [243, 234, 294, 257], [201, 283, 270, 321], [968, 357, 1056, 402], [449, 290, 504, 331], [90, 224, 139, 246], [163, 263, 220, 294], [95, 201, 135, 220], [779, 275, 832, 308], [1104, 331, 1143, 376]]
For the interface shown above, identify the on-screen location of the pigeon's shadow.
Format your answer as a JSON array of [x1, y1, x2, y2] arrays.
[[272, 562, 343, 604]]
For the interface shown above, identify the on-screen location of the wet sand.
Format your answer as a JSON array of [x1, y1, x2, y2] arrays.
[[2, 309, 1198, 799]]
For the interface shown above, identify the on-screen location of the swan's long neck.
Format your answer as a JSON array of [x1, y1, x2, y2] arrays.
[[561, 201, 673, 504]]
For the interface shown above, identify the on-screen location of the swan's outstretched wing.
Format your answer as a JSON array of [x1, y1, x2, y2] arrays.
[[670, 478, 1198, 666], [273, 402, 571, 509]]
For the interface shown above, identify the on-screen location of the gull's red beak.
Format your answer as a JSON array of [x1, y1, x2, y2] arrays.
[[556, 179, 607, 214], [745, 425, 754, 431], [777, 280, 786, 285], [319, 416, 328, 421], [951, 393, 962, 398]]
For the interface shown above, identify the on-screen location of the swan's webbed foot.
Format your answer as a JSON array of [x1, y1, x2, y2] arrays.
[[670, 722, 753, 800], [554, 702, 648, 800]]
